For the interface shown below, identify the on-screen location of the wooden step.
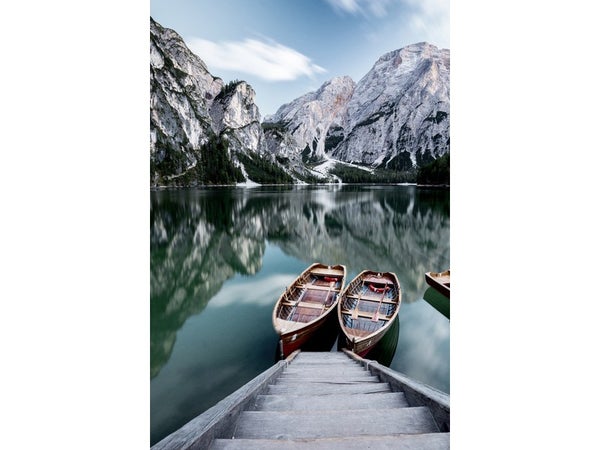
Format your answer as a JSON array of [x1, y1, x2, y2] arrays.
[[211, 433, 450, 449], [267, 382, 391, 396], [292, 352, 349, 360], [290, 360, 355, 365], [290, 360, 361, 368], [232, 407, 440, 439], [281, 366, 371, 378], [276, 375, 381, 384], [285, 365, 365, 373], [251, 392, 409, 411]]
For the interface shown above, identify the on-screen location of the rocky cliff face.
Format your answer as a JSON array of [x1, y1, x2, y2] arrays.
[[150, 18, 268, 186], [265, 43, 450, 171], [150, 17, 449, 185], [336, 43, 450, 168], [265, 76, 356, 161]]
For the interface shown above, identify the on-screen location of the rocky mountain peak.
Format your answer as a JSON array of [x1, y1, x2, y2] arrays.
[[150, 17, 450, 186], [210, 81, 261, 134], [150, 18, 269, 186]]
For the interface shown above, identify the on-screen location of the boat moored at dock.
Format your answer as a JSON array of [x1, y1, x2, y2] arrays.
[[425, 269, 450, 298], [338, 270, 401, 357], [273, 263, 346, 357]]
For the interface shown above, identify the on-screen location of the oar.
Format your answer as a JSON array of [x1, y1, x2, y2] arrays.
[[372, 285, 390, 322], [285, 289, 307, 321], [320, 281, 336, 313], [351, 280, 366, 320]]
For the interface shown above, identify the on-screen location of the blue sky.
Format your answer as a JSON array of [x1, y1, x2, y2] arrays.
[[151, 0, 449, 116]]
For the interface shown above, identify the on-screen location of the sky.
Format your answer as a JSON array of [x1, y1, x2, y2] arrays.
[[150, 0, 449, 116]]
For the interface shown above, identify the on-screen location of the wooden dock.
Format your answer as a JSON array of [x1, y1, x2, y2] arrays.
[[152, 350, 449, 449]]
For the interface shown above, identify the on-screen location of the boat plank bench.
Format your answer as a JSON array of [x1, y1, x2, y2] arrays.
[[310, 268, 345, 277], [295, 283, 340, 292], [281, 301, 326, 310], [341, 309, 393, 321], [345, 293, 397, 304]]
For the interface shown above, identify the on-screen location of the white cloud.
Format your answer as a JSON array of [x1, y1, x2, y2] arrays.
[[324, 0, 449, 48], [209, 274, 295, 308], [324, 0, 393, 17], [404, 0, 450, 48], [187, 37, 326, 81]]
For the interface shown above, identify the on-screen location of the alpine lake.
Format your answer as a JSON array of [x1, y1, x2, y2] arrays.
[[150, 184, 450, 445]]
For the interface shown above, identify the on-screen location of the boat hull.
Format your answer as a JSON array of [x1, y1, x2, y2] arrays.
[[337, 270, 402, 358], [342, 332, 387, 357], [273, 263, 346, 358], [425, 270, 450, 298], [279, 307, 337, 356]]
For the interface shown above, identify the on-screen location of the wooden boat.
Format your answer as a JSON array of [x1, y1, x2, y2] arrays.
[[425, 269, 450, 298], [273, 263, 346, 358], [338, 270, 401, 357]]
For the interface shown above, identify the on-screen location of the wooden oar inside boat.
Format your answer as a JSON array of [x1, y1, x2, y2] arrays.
[[372, 284, 390, 322], [285, 289, 307, 321], [351, 280, 366, 320], [320, 281, 336, 313]]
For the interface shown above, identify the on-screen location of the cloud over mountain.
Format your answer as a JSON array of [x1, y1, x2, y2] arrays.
[[187, 37, 326, 81]]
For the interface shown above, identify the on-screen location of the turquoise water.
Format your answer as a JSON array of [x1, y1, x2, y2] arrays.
[[150, 185, 450, 445]]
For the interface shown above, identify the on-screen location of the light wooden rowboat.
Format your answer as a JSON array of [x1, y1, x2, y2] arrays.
[[425, 269, 450, 298], [273, 263, 346, 358], [337, 270, 401, 357]]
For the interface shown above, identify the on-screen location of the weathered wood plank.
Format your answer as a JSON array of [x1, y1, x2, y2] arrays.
[[342, 349, 450, 432], [341, 309, 393, 320], [281, 300, 327, 309], [292, 352, 349, 360], [309, 267, 345, 277], [290, 358, 358, 364], [233, 407, 439, 439], [211, 433, 450, 450], [290, 361, 361, 368], [284, 366, 365, 374], [346, 293, 398, 304], [267, 382, 391, 395], [295, 283, 341, 292], [252, 392, 409, 411], [279, 372, 375, 379], [277, 375, 381, 383], [282, 365, 369, 373]]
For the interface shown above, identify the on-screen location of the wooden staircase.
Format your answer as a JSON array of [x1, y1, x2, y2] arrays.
[[210, 351, 449, 449], [151, 350, 449, 449]]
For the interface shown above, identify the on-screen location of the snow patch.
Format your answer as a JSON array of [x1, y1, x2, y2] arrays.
[[236, 180, 261, 187]]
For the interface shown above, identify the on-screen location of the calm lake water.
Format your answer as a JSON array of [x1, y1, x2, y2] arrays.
[[150, 184, 450, 445]]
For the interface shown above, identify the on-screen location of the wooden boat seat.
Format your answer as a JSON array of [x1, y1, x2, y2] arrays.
[[340, 309, 392, 321], [345, 293, 396, 304], [310, 268, 345, 277], [295, 283, 340, 292], [281, 301, 327, 310], [363, 276, 394, 285]]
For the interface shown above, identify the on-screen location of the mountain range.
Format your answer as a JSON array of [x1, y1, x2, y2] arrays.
[[150, 17, 449, 187]]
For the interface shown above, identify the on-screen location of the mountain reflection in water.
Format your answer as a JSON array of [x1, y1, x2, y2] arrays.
[[150, 185, 449, 445]]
